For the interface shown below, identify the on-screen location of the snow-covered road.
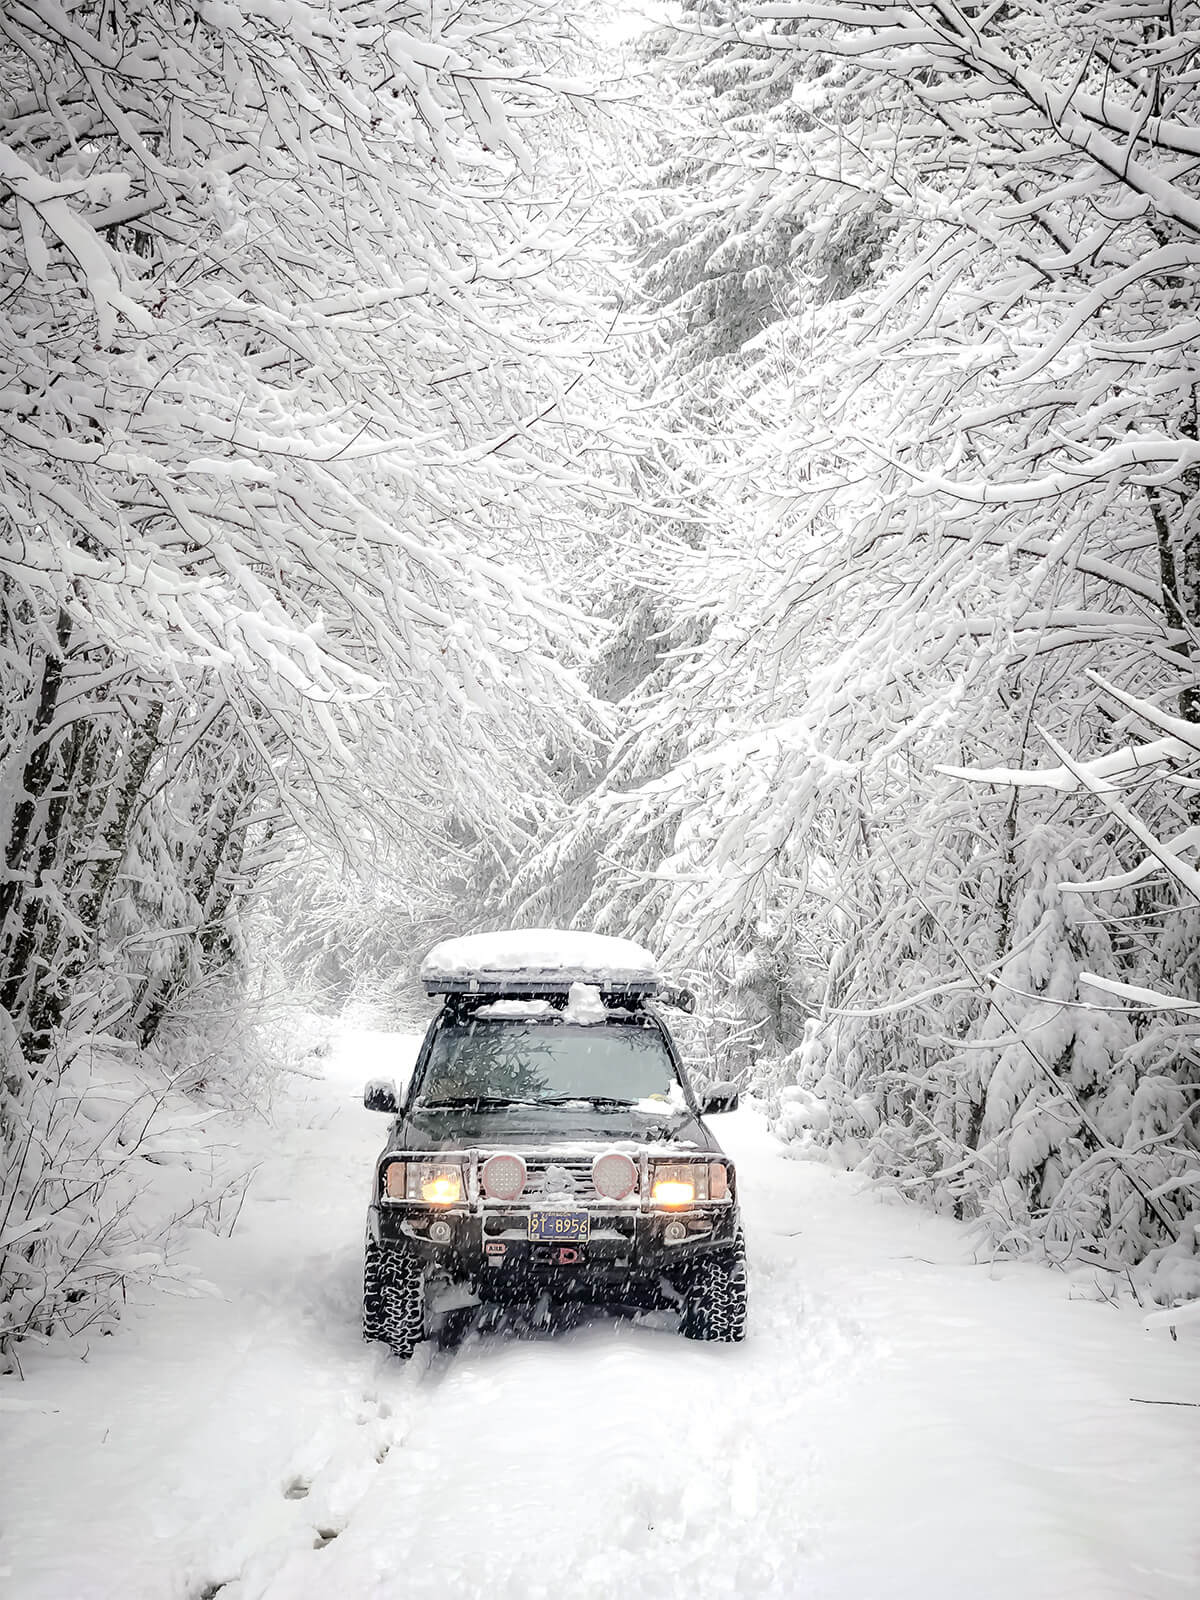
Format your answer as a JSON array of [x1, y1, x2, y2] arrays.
[[3, 1028, 1198, 1600]]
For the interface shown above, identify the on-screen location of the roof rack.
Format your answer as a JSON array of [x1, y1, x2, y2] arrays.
[[431, 979, 658, 1001]]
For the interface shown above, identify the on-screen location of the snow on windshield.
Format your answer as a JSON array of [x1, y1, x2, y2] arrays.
[[419, 1017, 678, 1104]]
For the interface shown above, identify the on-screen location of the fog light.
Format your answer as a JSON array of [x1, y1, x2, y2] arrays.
[[428, 1218, 453, 1245], [481, 1152, 526, 1201], [663, 1219, 687, 1244], [593, 1150, 637, 1201]]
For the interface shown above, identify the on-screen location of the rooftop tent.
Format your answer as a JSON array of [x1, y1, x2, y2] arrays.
[[420, 928, 661, 998]]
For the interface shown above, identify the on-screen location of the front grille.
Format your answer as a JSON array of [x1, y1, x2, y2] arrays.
[[475, 1153, 642, 1204], [521, 1156, 600, 1199]]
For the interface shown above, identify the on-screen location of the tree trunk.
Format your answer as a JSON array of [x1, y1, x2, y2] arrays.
[[0, 608, 73, 969], [134, 755, 251, 1049]]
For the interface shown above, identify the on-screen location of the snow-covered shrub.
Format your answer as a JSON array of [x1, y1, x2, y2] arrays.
[[0, 1021, 252, 1347], [1136, 1213, 1200, 1309]]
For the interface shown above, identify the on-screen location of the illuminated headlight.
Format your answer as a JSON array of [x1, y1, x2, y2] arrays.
[[417, 1164, 464, 1205], [651, 1162, 728, 1205], [383, 1160, 464, 1204]]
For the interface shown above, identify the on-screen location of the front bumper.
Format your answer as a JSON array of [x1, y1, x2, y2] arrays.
[[368, 1199, 740, 1285]]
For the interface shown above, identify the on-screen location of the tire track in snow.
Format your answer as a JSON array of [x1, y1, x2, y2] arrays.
[[235, 1113, 888, 1600]]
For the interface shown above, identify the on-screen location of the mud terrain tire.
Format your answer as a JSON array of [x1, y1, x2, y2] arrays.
[[362, 1235, 386, 1344], [680, 1237, 748, 1343], [379, 1246, 427, 1359]]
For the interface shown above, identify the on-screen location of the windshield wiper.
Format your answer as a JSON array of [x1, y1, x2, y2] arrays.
[[538, 1094, 652, 1108], [420, 1094, 681, 1111], [419, 1095, 539, 1108]]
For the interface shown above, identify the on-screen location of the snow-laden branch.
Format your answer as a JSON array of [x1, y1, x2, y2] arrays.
[[1079, 972, 1200, 1015], [939, 675, 1200, 794], [865, 435, 1200, 505], [551, 0, 1200, 1282], [1, 0, 626, 1337], [936, 732, 1197, 795]]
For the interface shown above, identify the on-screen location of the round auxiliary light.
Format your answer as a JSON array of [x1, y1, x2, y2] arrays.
[[428, 1218, 453, 1245], [592, 1151, 638, 1201], [481, 1152, 526, 1201]]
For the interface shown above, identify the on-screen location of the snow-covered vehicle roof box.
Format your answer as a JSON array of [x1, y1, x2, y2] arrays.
[[420, 928, 662, 998]]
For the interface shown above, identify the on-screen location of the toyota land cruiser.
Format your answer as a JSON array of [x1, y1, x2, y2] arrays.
[[361, 929, 747, 1355]]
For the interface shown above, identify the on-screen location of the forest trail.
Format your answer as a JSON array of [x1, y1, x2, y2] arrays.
[[2, 1027, 1198, 1600]]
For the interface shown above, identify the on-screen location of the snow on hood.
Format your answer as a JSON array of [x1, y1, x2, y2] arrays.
[[399, 1100, 715, 1153]]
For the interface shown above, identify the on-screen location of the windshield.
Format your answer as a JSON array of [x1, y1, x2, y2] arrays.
[[418, 1017, 680, 1106]]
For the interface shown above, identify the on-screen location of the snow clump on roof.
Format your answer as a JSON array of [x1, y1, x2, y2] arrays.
[[420, 928, 660, 992]]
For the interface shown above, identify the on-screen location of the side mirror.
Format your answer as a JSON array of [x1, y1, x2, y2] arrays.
[[662, 985, 698, 1014], [363, 1078, 399, 1114], [699, 1086, 739, 1115]]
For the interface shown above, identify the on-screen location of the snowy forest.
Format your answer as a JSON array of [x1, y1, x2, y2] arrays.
[[4, 0, 1200, 1349]]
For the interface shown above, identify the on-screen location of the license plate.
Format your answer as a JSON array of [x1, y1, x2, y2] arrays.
[[528, 1211, 589, 1243]]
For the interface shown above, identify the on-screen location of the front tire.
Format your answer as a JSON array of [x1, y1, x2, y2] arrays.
[[680, 1239, 748, 1343], [362, 1235, 386, 1343], [379, 1246, 427, 1359]]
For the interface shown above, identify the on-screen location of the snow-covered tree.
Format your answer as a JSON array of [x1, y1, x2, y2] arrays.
[[534, 0, 1200, 1274], [1, 0, 617, 1339]]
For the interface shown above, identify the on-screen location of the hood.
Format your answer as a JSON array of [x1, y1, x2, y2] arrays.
[[392, 1100, 719, 1155]]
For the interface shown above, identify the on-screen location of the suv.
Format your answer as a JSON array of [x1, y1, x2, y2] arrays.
[[362, 929, 747, 1356]]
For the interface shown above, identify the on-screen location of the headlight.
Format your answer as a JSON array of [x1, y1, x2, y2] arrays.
[[650, 1161, 729, 1205], [382, 1160, 464, 1205], [417, 1163, 464, 1204], [652, 1161, 701, 1206]]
